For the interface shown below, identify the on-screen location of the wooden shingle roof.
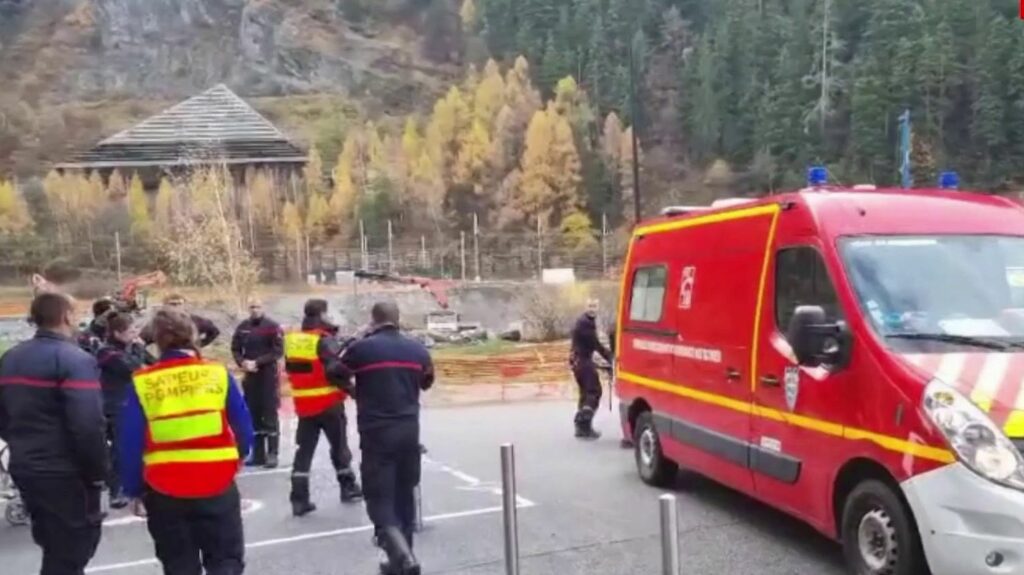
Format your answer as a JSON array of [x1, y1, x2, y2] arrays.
[[57, 85, 306, 169]]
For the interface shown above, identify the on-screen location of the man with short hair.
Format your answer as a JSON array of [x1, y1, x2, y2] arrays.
[[333, 302, 433, 575], [570, 298, 612, 440], [119, 308, 253, 575], [231, 298, 284, 468], [97, 312, 154, 509], [0, 292, 108, 575], [285, 298, 363, 517], [140, 293, 220, 349]]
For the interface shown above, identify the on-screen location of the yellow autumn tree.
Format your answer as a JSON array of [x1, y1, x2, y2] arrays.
[[518, 104, 582, 227], [426, 86, 470, 183], [249, 169, 276, 224], [560, 210, 598, 256], [128, 172, 151, 236], [304, 145, 326, 197], [455, 119, 492, 186], [0, 179, 33, 235], [155, 178, 174, 232], [460, 0, 477, 29], [305, 193, 331, 241], [474, 59, 506, 133], [107, 169, 127, 199], [602, 112, 625, 166], [330, 157, 358, 227]]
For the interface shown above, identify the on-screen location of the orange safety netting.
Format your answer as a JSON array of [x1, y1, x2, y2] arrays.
[[434, 341, 572, 386]]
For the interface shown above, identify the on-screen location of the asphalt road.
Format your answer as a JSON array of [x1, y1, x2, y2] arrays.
[[1, 400, 846, 575]]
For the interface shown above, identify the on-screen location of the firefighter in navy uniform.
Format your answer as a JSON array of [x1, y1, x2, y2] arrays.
[[96, 312, 155, 509], [231, 299, 284, 468], [284, 299, 363, 517], [332, 302, 432, 575], [78, 298, 115, 355], [118, 308, 254, 575], [0, 293, 109, 575], [570, 299, 612, 440]]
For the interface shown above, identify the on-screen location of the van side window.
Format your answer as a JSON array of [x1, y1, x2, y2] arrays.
[[775, 247, 842, 329], [629, 266, 668, 322]]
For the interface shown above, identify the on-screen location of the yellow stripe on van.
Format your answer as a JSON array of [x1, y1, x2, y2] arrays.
[[634, 203, 781, 236], [619, 370, 955, 464], [749, 207, 781, 392]]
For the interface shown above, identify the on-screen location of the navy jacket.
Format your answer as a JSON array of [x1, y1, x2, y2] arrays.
[[231, 316, 284, 385], [0, 330, 109, 483], [77, 318, 107, 355], [117, 350, 254, 498], [571, 313, 612, 366], [336, 326, 433, 435], [97, 340, 155, 417]]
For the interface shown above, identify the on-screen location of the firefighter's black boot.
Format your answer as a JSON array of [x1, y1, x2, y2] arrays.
[[377, 527, 420, 575], [574, 409, 601, 440], [264, 434, 279, 469], [290, 475, 316, 517], [338, 469, 364, 503], [247, 434, 266, 467]]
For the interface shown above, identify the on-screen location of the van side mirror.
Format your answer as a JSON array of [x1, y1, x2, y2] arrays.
[[786, 305, 852, 368]]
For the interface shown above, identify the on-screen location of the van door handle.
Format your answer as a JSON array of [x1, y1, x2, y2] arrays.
[[725, 368, 741, 382], [760, 375, 780, 387]]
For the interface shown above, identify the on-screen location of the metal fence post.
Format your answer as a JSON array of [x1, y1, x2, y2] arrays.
[[660, 494, 680, 575], [501, 444, 520, 575]]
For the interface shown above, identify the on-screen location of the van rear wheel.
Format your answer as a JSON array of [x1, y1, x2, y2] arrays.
[[841, 480, 927, 575], [634, 412, 677, 487]]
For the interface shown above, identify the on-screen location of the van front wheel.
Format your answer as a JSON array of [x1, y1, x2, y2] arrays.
[[841, 480, 927, 575], [634, 412, 677, 487]]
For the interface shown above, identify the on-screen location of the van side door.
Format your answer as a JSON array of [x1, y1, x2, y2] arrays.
[[752, 240, 853, 530]]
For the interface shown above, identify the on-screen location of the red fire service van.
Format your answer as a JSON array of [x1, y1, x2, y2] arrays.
[[615, 169, 1024, 575]]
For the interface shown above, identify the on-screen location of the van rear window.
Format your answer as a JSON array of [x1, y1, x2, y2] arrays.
[[629, 266, 668, 322]]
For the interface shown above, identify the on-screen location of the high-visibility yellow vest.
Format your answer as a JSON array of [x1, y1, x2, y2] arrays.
[[284, 330, 345, 417], [133, 357, 239, 498]]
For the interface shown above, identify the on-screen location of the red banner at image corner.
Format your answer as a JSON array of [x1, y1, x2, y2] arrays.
[[1021, 0, 1024, 20]]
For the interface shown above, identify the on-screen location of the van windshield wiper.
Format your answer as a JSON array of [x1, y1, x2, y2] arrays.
[[885, 332, 1013, 351]]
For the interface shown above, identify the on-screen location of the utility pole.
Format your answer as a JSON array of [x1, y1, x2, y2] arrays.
[[114, 232, 122, 283], [359, 219, 368, 270], [820, 0, 830, 140], [420, 235, 427, 270], [387, 219, 394, 273], [899, 109, 912, 188], [536, 218, 543, 279], [601, 213, 608, 277], [629, 31, 643, 224], [473, 213, 481, 282], [460, 231, 467, 282]]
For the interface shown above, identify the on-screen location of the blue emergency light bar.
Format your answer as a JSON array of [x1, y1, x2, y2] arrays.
[[807, 166, 828, 186], [938, 171, 959, 190]]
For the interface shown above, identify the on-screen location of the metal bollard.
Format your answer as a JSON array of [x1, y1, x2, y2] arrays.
[[660, 494, 680, 575], [501, 443, 520, 575], [414, 485, 424, 532]]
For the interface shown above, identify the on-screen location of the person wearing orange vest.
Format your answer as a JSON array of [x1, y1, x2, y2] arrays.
[[117, 308, 254, 575], [284, 299, 363, 517]]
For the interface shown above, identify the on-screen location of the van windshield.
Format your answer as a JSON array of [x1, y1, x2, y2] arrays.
[[839, 235, 1024, 352]]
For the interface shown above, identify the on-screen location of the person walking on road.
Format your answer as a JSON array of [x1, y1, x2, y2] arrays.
[[0, 292, 109, 575], [97, 312, 155, 509], [141, 293, 220, 349], [118, 308, 254, 575], [570, 298, 612, 440], [231, 299, 284, 468], [284, 299, 363, 517], [333, 302, 432, 575]]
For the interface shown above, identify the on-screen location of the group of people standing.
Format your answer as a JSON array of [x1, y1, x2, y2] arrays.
[[0, 291, 433, 575]]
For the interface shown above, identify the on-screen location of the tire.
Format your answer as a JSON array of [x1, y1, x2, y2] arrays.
[[633, 411, 678, 487], [841, 480, 928, 575]]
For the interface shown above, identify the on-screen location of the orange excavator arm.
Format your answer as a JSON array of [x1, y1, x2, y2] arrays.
[[354, 270, 451, 309]]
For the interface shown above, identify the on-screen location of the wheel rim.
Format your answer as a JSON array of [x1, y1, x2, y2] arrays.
[[856, 508, 898, 575], [639, 427, 657, 469]]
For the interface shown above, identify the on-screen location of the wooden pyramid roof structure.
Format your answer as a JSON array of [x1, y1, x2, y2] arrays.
[[58, 85, 306, 169]]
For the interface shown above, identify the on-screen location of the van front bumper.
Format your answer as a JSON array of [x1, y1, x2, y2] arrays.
[[902, 462, 1024, 575]]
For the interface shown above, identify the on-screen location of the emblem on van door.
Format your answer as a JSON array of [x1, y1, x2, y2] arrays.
[[784, 367, 800, 411], [680, 266, 697, 309]]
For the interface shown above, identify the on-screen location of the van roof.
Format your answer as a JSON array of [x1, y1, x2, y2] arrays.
[[643, 187, 1024, 239]]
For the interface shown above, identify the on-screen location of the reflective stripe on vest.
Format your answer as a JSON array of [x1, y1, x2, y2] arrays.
[[133, 359, 239, 498], [292, 386, 339, 398]]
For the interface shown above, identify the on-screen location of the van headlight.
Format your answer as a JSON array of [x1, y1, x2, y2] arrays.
[[923, 379, 1024, 490]]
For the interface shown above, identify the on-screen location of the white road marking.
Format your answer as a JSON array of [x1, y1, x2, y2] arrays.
[[424, 455, 535, 507], [84, 503, 534, 573], [102, 500, 264, 527]]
